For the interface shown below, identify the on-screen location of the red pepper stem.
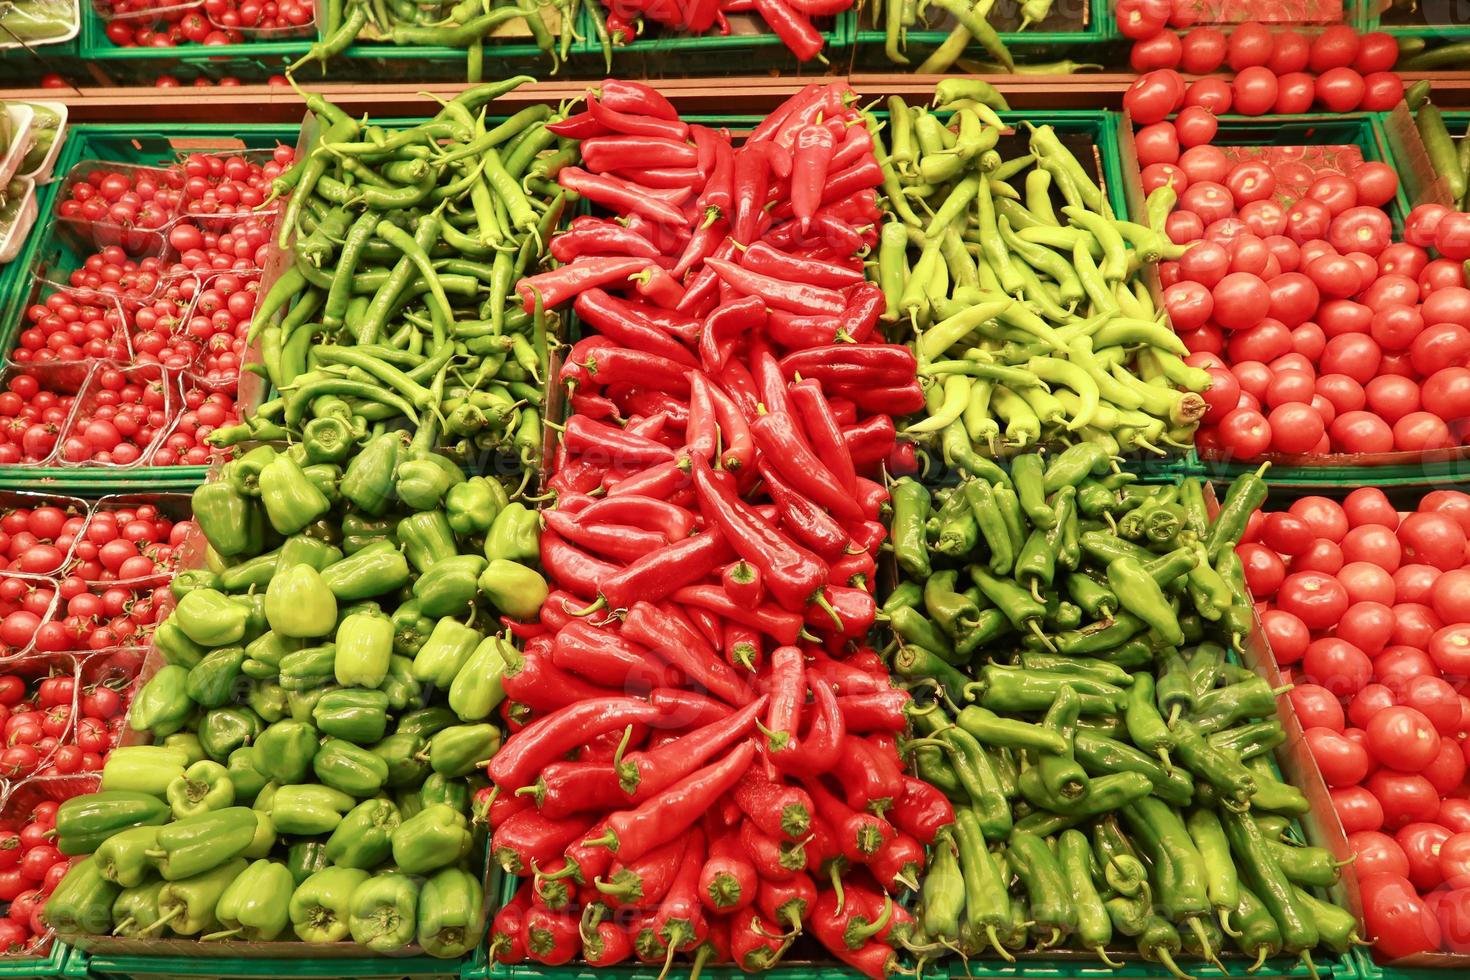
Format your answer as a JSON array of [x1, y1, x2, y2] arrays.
[[583, 827, 620, 852], [829, 864, 845, 915], [593, 875, 637, 899], [564, 596, 608, 617], [752, 918, 799, 941], [608, 724, 635, 772], [579, 904, 604, 948], [848, 895, 893, 944]]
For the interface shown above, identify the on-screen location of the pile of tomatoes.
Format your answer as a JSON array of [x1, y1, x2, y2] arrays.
[[1239, 488, 1470, 956], [0, 797, 70, 953], [99, 0, 313, 47], [0, 374, 77, 466]]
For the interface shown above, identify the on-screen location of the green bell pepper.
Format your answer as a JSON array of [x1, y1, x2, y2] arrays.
[[280, 644, 338, 690], [226, 747, 269, 804], [303, 415, 355, 464], [93, 825, 161, 888], [154, 620, 207, 669], [231, 592, 269, 643], [287, 838, 329, 886], [111, 880, 167, 937], [165, 760, 235, 819], [445, 476, 505, 536], [243, 630, 303, 676], [391, 803, 473, 874], [478, 559, 548, 621], [279, 533, 343, 572], [198, 706, 264, 762], [291, 866, 369, 942], [313, 738, 391, 797], [334, 611, 394, 687], [420, 772, 471, 814], [184, 646, 246, 708], [411, 616, 483, 687], [245, 809, 276, 859], [426, 723, 500, 778], [173, 590, 248, 647], [349, 872, 419, 951], [321, 539, 411, 602], [259, 453, 332, 535], [42, 857, 119, 936], [313, 688, 390, 744], [271, 784, 356, 835], [325, 798, 401, 869], [161, 733, 205, 767], [302, 463, 343, 506], [151, 857, 248, 935], [396, 706, 459, 741], [382, 655, 425, 711], [484, 502, 539, 564], [128, 666, 195, 738], [144, 806, 257, 880], [219, 548, 281, 593], [99, 746, 187, 797], [192, 481, 264, 558], [372, 733, 429, 789], [418, 867, 485, 958], [413, 554, 486, 617], [290, 687, 331, 723], [447, 635, 508, 721], [391, 601, 436, 658], [397, 510, 458, 573], [343, 514, 400, 556], [208, 858, 294, 941], [223, 444, 277, 496], [254, 720, 320, 784], [171, 569, 222, 602], [396, 457, 458, 511], [265, 564, 338, 638], [341, 432, 403, 516]]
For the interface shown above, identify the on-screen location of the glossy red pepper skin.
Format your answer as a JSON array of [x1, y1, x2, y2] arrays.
[[593, 529, 732, 611], [575, 289, 697, 367], [829, 381, 926, 416], [706, 257, 847, 316], [579, 346, 693, 397], [631, 265, 686, 309], [702, 379, 754, 474], [573, 495, 694, 541], [830, 735, 904, 816], [868, 831, 925, 893], [765, 309, 845, 349], [570, 392, 621, 421], [597, 79, 680, 120], [804, 585, 876, 638], [648, 688, 733, 730], [731, 143, 772, 246], [779, 344, 916, 385], [803, 777, 894, 864], [790, 124, 835, 233], [675, 240, 739, 317], [519, 254, 654, 312], [733, 767, 814, 842], [610, 388, 690, 432], [542, 509, 665, 565], [752, 410, 865, 526], [550, 620, 678, 692], [889, 776, 954, 846], [835, 690, 912, 733], [582, 918, 633, 967], [523, 760, 629, 820], [523, 906, 582, 965], [774, 678, 845, 776], [803, 649, 887, 697], [843, 415, 898, 470], [759, 462, 853, 561], [625, 601, 754, 707], [685, 372, 719, 464], [618, 696, 765, 801], [582, 135, 699, 173], [550, 217, 662, 263], [505, 641, 623, 712], [540, 532, 620, 602], [588, 94, 688, 140], [563, 415, 678, 469], [695, 140, 735, 221], [723, 622, 762, 672], [738, 819, 804, 882], [730, 913, 792, 971], [595, 836, 686, 910], [741, 241, 863, 289], [490, 697, 663, 790], [493, 808, 598, 877], [548, 111, 606, 139], [717, 358, 760, 418], [698, 295, 765, 374], [757, 872, 817, 935], [605, 459, 690, 499], [672, 585, 803, 646], [490, 884, 533, 963], [828, 550, 876, 592]]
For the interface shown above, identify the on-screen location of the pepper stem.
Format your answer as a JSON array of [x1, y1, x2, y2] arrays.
[[848, 895, 893, 943], [829, 863, 845, 915], [1026, 619, 1057, 652], [562, 596, 606, 617], [1153, 947, 1196, 980], [137, 907, 182, 936], [1186, 916, 1215, 965], [1094, 946, 1123, 967], [1218, 907, 1242, 938], [811, 593, 844, 631], [582, 828, 618, 852], [1247, 948, 1269, 973], [1299, 950, 1319, 980], [201, 928, 243, 942], [112, 916, 135, 936], [984, 924, 1015, 961], [1157, 748, 1173, 772]]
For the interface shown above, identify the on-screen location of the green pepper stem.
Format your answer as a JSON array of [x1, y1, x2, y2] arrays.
[[201, 928, 243, 942], [986, 925, 1015, 962], [1247, 948, 1269, 973], [137, 907, 181, 936], [1152, 947, 1195, 980], [849, 895, 893, 943], [1218, 908, 1241, 937]]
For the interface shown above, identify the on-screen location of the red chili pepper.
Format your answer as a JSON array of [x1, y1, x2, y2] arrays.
[[523, 906, 582, 965], [718, 358, 761, 419], [773, 85, 848, 151], [616, 695, 766, 800], [580, 346, 693, 397], [650, 827, 709, 974], [542, 509, 664, 565], [821, 156, 884, 203], [492, 808, 597, 876], [581, 909, 634, 967], [830, 124, 874, 171], [790, 124, 835, 233], [683, 370, 718, 464], [672, 219, 728, 282], [808, 888, 900, 978], [838, 283, 885, 344], [690, 457, 830, 616], [586, 741, 755, 863], [729, 913, 793, 971], [490, 698, 663, 790], [867, 831, 925, 894], [697, 294, 764, 374], [630, 265, 686, 309], [551, 619, 679, 692], [540, 532, 619, 603], [574, 494, 695, 541], [575, 289, 698, 367], [721, 559, 762, 606], [804, 585, 876, 639], [739, 241, 864, 290], [562, 414, 677, 468], [889, 776, 955, 846], [547, 111, 607, 139], [502, 616, 547, 642], [738, 819, 806, 882], [828, 550, 876, 591], [841, 416, 897, 472], [803, 812, 841, 878], [551, 218, 662, 263], [827, 381, 925, 416], [688, 123, 720, 176], [517, 759, 628, 821], [774, 678, 845, 777], [782, 381, 857, 497], [759, 462, 853, 562], [750, 410, 865, 527], [830, 735, 903, 816], [598, 79, 681, 121], [700, 377, 755, 475], [580, 529, 731, 614], [695, 140, 735, 222], [588, 94, 689, 141], [746, 82, 820, 145], [803, 649, 886, 698], [817, 188, 883, 225], [582, 135, 699, 173], [751, 0, 823, 62], [570, 392, 622, 422], [723, 622, 763, 672], [779, 343, 915, 383], [519, 255, 653, 313], [675, 240, 739, 317], [594, 836, 686, 909], [757, 872, 817, 935], [606, 390, 684, 435], [706, 257, 846, 316], [648, 688, 733, 730], [731, 143, 772, 246], [557, 167, 687, 228], [733, 769, 814, 841], [764, 310, 847, 350], [748, 344, 791, 417], [625, 600, 755, 707], [487, 788, 534, 830], [490, 884, 533, 964], [503, 644, 620, 712], [629, 909, 666, 964], [834, 690, 911, 734], [687, 602, 724, 653], [673, 584, 805, 647], [800, 776, 892, 863], [605, 459, 690, 499]]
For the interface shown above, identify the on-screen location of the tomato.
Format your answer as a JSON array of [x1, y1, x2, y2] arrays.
[[1361, 71, 1406, 111], [1400, 511, 1469, 571], [1338, 601, 1397, 656], [1231, 66, 1279, 116], [1166, 210, 1205, 246], [1339, 562, 1397, 606], [1180, 181, 1234, 223], [1133, 121, 1180, 167], [1425, 735, 1467, 793], [1307, 725, 1371, 787], [1435, 212, 1470, 262], [1172, 106, 1218, 149], [1296, 538, 1346, 575], [1365, 375, 1422, 426], [1424, 287, 1470, 328], [1178, 145, 1230, 185], [1336, 790, 1386, 835], [1289, 683, 1346, 731], [1241, 199, 1288, 238], [1395, 411, 1454, 452], [1291, 497, 1350, 542], [1398, 564, 1441, 606], [1400, 674, 1462, 735], [1303, 635, 1371, 696], [1183, 77, 1232, 114], [1179, 241, 1230, 286], [1201, 366, 1241, 424], [1131, 32, 1182, 72], [1115, 0, 1169, 38], [1442, 800, 1470, 834], [1423, 489, 1470, 534], [1284, 198, 1333, 243], [1317, 374, 1367, 416], [1270, 72, 1315, 115], [1226, 21, 1273, 70], [1353, 831, 1409, 877], [1330, 206, 1392, 256], [1267, 29, 1311, 74], [1429, 624, 1470, 677], [1262, 609, 1311, 664], [1179, 27, 1226, 73], [1321, 335, 1384, 387], [1309, 24, 1362, 72], [1239, 543, 1286, 597], [1141, 163, 1188, 197], [1365, 705, 1441, 773], [1268, 403, 1326, 454], [1216, 408, 1272, 458], [1124, 69, 1185, 126], [1211, 273, 1270, 331], [1164, 280, 1213, 331], [1342, 487, 1398, 530], [1368, 771, 1443, 832], [1233, 323, 1294, 366], [1422, 257, 1466, 294], [1399, 821, 1455, 891], [1262, 512, 1312, 555], [1225, 162, 1275, 207]]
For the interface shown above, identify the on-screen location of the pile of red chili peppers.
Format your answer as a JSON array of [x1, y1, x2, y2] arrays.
[[593, 0, 845, 62], [483, 82, 944, 979]]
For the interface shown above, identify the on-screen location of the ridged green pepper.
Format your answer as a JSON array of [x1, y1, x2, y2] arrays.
[[154, 620, 207, 669], [259, 453, 332, 535], [313, 738, 390, 797], [391, 601, 435, 658], [397, 511, 459, 574], [321, 540, 410, 601], [391, 804, 472, 874], [342, 514, 400, 556], [349, 872, 419, 951], [173, 590, 248, 647], [303, 414, 355, 464], [301, 463, 343, 506], [290, 687, 331, 723], [445, 476, 505, 536], [43, 857, 119, 936], [231, 592, 269, 644], [420, 772, 470, 814], [198, 706, 264, 762], [111, 880, 167, 937], [334, 611, 394, 687], [184, 646, 246, 708], [426, 723, 500, 778], [382, 654, 425, 711], [99, 746, 188, 798], [396, 706, 458, 741], [226, 747, 269, 804], [161, 733, 205, 766], [129, 666, 195, 738], [478, 559, 548, 620], [287, 838, 329, 886], [396, 458, 458, 512], [312, 688, 390, 744], [484, 502, 538, 564], [447, 636, 508, 721], [219, 548, 281, 593], [279, 533, 343, 572], [411, 616, 482, 687], [166, 760, 235, 819], [372, 733, 429, 788], [191, 481, 264, 558], [291, 866, 369, 942], [93, 825, 161, 888], [254, 720, 319, 784], [341, 432, 402, 516], [326, 798, 401, 869], [271, 784, 356, 835], [265, 564, 338, 638], [152, 857, 248, 935], [280, 644, 337, 690], [418, 867, 485, 958], [223, 444, 277, 496], [209, 858, 294, 941], [171, 569, 222, 602], [413, 555, 486, 617], [144, 806, 257, 880]]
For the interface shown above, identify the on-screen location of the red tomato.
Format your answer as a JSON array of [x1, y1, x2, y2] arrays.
[[1330, 206, 1392, 256], [1423, 489, 1470, 533], [1310, 24, 1362, 72], [1435, 212, 1470, 262], [1423, 736, 1467, 794], [1360, 873, 1440, 958], [1179, 27, 1226, 73], [1306, 725, 1371, 786], [1239, 543, 1287, 598], [1361, 72, 1406, 112], [1273, 72, 1316, 115], [1343, 487, 1399, 529], [1134, 122, 1180, 167], [1368, 771, 1442, 830], [1231, 66, 1279, 116], [1290, 497, 1350, 542], [1172, 106, 1218, 149], [1267, 29, 1311, 74], [1216, 408, 1272, 458], [1400, 512, 1469, 571], [1268, 403, 1326, 454], [1400, 674, 1464, 735], [1366, 705, 1442, 773], [1303, 635, 1372, 695], [1338, 601, 1397, 656], [1131, 32, 1182, 71], [1411, 322, 1470, 379], [1124, 69, 1186, 125], [1226, 21, 1273, 70], [1262, 609, 1311, 665], [1441, 800, 1470, 834], [1365, 375, 1422, 426], [1211, 273, 1270, 331], [1183, 77, 1232, 114], [1289, 683, 1345, 731], [1263, 512, 1313, 555], [1355, 31, 1398, 72], [1225, 162, 1276, 207], [1331, 410, 1395, 453], [1338, 562, 1397, 605], [1115, 0, 1169, 38], [1352, 830, 1408, 875], [1296, 538, 1346, 575], [1397, 564, 1441, 604], [1178, 146, 1230, 185], [1442, 832, 1470, 886], [1399, 821, 1454, 890], [1424, 287, 1470, 328], [1337, 791, 1386, 834]]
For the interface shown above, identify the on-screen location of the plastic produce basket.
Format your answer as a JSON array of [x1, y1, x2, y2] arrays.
[[77, 7, 310, 85], [587, 5, 853, 78], [849, 0, 1109, 74]]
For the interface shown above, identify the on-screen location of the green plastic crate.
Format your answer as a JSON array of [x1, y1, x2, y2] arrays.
[[76, 5, 309, 83], [849, 0, 1112, 74], [0, 938, 72, 978]]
